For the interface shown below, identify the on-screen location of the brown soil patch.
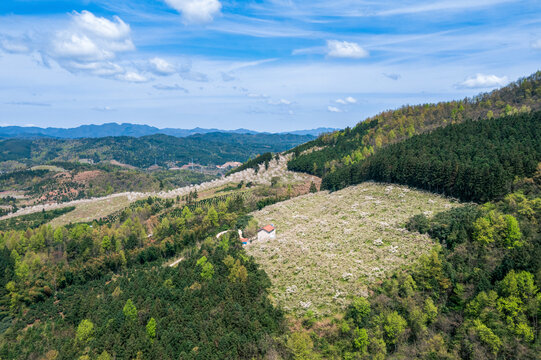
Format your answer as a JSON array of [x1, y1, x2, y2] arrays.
[[109, 160, 137, 169], [74, 170, 102, 183]]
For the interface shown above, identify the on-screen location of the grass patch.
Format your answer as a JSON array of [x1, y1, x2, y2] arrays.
[[48, 195, 134, 227]]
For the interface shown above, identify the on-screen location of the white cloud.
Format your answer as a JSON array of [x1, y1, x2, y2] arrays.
[[327, 106, 342, 113], [268, 98, 292, 105], [336, 96, 356, 105], [116, 71, 148, 83], [44, 11, 137, 81], [52, 33, 112, 61], [64, 61, 124, 76], [148, 57, 176, 75], [0, 38, 30, 54], [74, 10, 131, 40], [531, 39, 541, 50], [52, 11, 135, 62], [457, 73, 508, 89], [327, 40, 369, 59], [164, 0, 222, 24]]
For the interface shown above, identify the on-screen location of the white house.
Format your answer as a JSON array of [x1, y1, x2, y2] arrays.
[[257, 224, 276, 241]]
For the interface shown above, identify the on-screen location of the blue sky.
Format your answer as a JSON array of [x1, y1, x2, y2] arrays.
[[0, 0, 540, 131]]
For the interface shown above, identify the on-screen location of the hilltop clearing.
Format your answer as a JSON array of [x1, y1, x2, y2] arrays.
[[246, 182, 459, 315]]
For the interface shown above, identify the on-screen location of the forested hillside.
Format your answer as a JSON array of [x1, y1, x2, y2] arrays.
[[288, 71, 541, 178], [322, 111, 541, 202], [0, 195, 285, 359], [287, 166, 541, 359], [0, 132, 314, 168]]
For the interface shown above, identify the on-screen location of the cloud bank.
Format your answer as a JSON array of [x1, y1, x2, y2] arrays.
[[327, 106, 342, 113], [457, 73, 508, 89], [164, 0, 222, 24], [326, 40, 369, 59]]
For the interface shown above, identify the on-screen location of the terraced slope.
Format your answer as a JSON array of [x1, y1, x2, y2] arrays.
[[246, 182, 459, 315]]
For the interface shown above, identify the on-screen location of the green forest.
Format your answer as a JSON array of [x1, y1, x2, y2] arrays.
[[322, 112, 541, 202], [0, 132, 314, 168], [288, 71, 541, 179], [0, 194, 286, 359]]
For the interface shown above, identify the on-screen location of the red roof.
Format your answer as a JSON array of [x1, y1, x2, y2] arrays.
[[259, 225, 275, 233]]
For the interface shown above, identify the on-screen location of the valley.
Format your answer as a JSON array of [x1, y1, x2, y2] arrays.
[[0, 73, 540, 359], [0, 154, 318, 226], [2, 2, 540, 358]]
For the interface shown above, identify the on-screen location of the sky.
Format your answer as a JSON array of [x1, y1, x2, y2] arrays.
[[0, 0, 540, 132]]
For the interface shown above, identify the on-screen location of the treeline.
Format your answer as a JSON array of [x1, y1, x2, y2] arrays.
[[291, 170, 541, 359], [322, 112, 541, 202], [288, 71, 541, 177], [227, 152, 275, 175], [287, 120, 377, 177], [0, 206, 75, 231]]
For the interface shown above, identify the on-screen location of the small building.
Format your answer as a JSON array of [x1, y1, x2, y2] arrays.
[[257, 224, 276, 241], [238, 229, 250, 245]]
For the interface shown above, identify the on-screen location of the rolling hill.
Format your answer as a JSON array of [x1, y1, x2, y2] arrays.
[[288, 71, 541, 180], [0, 123, 337, 139], [0, 132, 315, 168]]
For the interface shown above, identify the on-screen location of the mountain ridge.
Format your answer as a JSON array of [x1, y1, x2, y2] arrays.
[[0, 123, 337, 139]]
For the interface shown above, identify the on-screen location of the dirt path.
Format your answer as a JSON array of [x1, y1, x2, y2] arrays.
[[216, 230, 230, 239], [168, 257, 185, 267]]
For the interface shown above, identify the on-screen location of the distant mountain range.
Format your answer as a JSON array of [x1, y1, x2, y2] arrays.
[[0, 132, 316, 168], [0, 123, 337, 139]]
